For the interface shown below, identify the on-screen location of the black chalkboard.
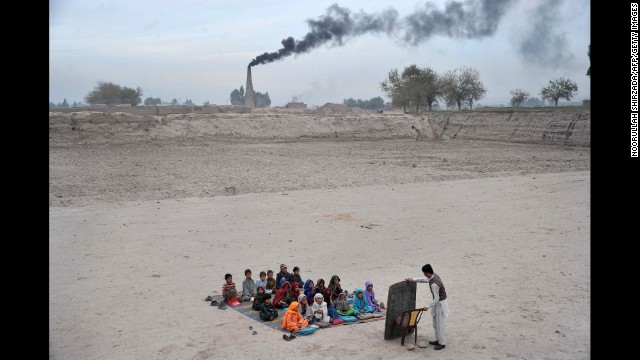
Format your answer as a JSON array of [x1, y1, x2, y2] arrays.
[[384, 280, 417, 340]]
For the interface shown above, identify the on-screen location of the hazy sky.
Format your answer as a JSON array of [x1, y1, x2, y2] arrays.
[[49, 0, 590, 107]]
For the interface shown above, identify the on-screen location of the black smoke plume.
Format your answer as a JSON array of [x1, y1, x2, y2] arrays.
[[403, 0, 513, 45], [249, 0, 584, 68], [249, 4, 398, 67]]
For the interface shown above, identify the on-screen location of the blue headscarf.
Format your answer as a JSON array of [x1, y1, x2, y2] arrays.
[[304, 278, 316, 305], [352, 287, 369, 312]]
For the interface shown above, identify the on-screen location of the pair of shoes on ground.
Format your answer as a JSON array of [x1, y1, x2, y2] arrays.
[[283, 333, 297, 341], [217, 302, 227, 310], [210, 300, 219, 306], [429, 340, 446, 350], [205, 295, 214, 302]]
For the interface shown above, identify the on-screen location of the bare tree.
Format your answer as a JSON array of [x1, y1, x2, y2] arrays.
[[539, 77, 578, 106], [510, 88, 529, 107]]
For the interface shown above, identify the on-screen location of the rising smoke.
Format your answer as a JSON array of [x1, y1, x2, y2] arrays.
[[248, 4, 398, 67], [518, 0, 575, 68], [248, 0, 578, 69]]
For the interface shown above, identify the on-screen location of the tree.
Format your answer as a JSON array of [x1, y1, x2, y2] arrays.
[[510, 88, 529, 107], [342, 97, 385, 110], [229, 86, 244, 105], [441, 67, 486, 110], [203, 101, 210, 106], [524, 97, 545, 107], [184, 99, 194, 106], [380, 68, 410, 112], [49, 102, 56, 108], [441, 69, 465, 110], [144, 97, 162, 106], [254, 91, 271, 108], [60, 98, 69, 108], [85, 81, 142, 106], [462, 67, 486, 109], [539, 77, 578, 106], [400, 65, 429, 113]]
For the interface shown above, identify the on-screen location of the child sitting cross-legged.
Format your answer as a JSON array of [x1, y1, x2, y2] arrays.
[[252, 286, 267, 311], [282, 302, 309, 333], [221, 273, 238, 304], [352, 288, 374, 314], [335, 292, 355, 316], [297, 294, 314, 323], [259, 294, 279, 321]]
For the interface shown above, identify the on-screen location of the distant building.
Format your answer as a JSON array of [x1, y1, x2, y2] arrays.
[[286, 102, 307, 109]]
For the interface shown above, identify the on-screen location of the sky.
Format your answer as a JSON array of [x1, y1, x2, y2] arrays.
[[49, 0, 590, 107]]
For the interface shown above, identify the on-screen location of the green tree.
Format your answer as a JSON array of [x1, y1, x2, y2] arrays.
[[49, 102, 56, 108], [400, 64, 428, 113], [144, 97, 162, 105], [254, 91, 271, 108], [539, 77, 578, 106], [85, 81, 142, 106], [441, 69, 465, 110], [524, 97, 545, 107], [342, 96, 385, 110], [441, 67, 486, 110], [229, 86, 244, 105], [510, 88, 529, 107], [380, 68, 410, 113], [419, 67, 441, 111], [171, 98, 178, 105]]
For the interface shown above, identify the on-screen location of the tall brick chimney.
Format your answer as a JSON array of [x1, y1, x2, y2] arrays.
[[245, 66, 255, 108]]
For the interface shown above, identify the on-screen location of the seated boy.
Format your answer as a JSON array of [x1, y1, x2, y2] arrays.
[[259, 294, 279, 321], [221, 273, 238, 304], [255, 271, 268, 293], [266, 270, 277, 294], [240, 269, 256, 302], [291, 266, 303, 289]]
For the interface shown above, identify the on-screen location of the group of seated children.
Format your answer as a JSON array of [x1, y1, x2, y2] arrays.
[[218, 264, 386, 331]]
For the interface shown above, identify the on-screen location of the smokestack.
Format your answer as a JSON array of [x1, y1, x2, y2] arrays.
[[245, 66, 255, 108]]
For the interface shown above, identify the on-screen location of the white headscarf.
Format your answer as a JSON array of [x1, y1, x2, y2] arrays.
[[312, 292, 327, 313]]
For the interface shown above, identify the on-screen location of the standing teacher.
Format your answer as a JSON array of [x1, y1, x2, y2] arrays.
[[405, 264, 451, 350]]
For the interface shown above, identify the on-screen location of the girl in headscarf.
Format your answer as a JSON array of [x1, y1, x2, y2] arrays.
[[363, 280, 384, 311], [311, 293, 331, 323], [272, 281, 292, 309], [303, 279, 316, 306], [291, 282, 300, 300], [335, 292, 355, 316], [314, 278, 331, 305], [297, 294, 314, 323], [328, 275, 344, 307], [282, 301, 309, 333], [252, 286, 268, 311], [352, 288, 374, 314]]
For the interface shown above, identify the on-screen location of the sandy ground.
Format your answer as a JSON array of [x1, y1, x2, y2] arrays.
[[49, 119, 590, 359]]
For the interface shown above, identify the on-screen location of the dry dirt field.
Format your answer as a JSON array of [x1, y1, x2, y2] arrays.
[[49, 110, 590, 360]]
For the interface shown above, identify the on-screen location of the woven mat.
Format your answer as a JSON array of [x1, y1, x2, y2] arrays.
[[208, 295, 385, 333]]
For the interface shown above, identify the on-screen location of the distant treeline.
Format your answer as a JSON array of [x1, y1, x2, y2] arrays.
[[342, 96, 385, 110]]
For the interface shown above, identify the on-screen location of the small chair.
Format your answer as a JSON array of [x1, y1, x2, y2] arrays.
[[394, 308, 426, 346]]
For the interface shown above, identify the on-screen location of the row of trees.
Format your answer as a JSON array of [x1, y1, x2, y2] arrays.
[[229, 85, 271, 108], [342, 97, 385, 110], [380, 65, 487, 112], [510, 77, 579, 107]]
